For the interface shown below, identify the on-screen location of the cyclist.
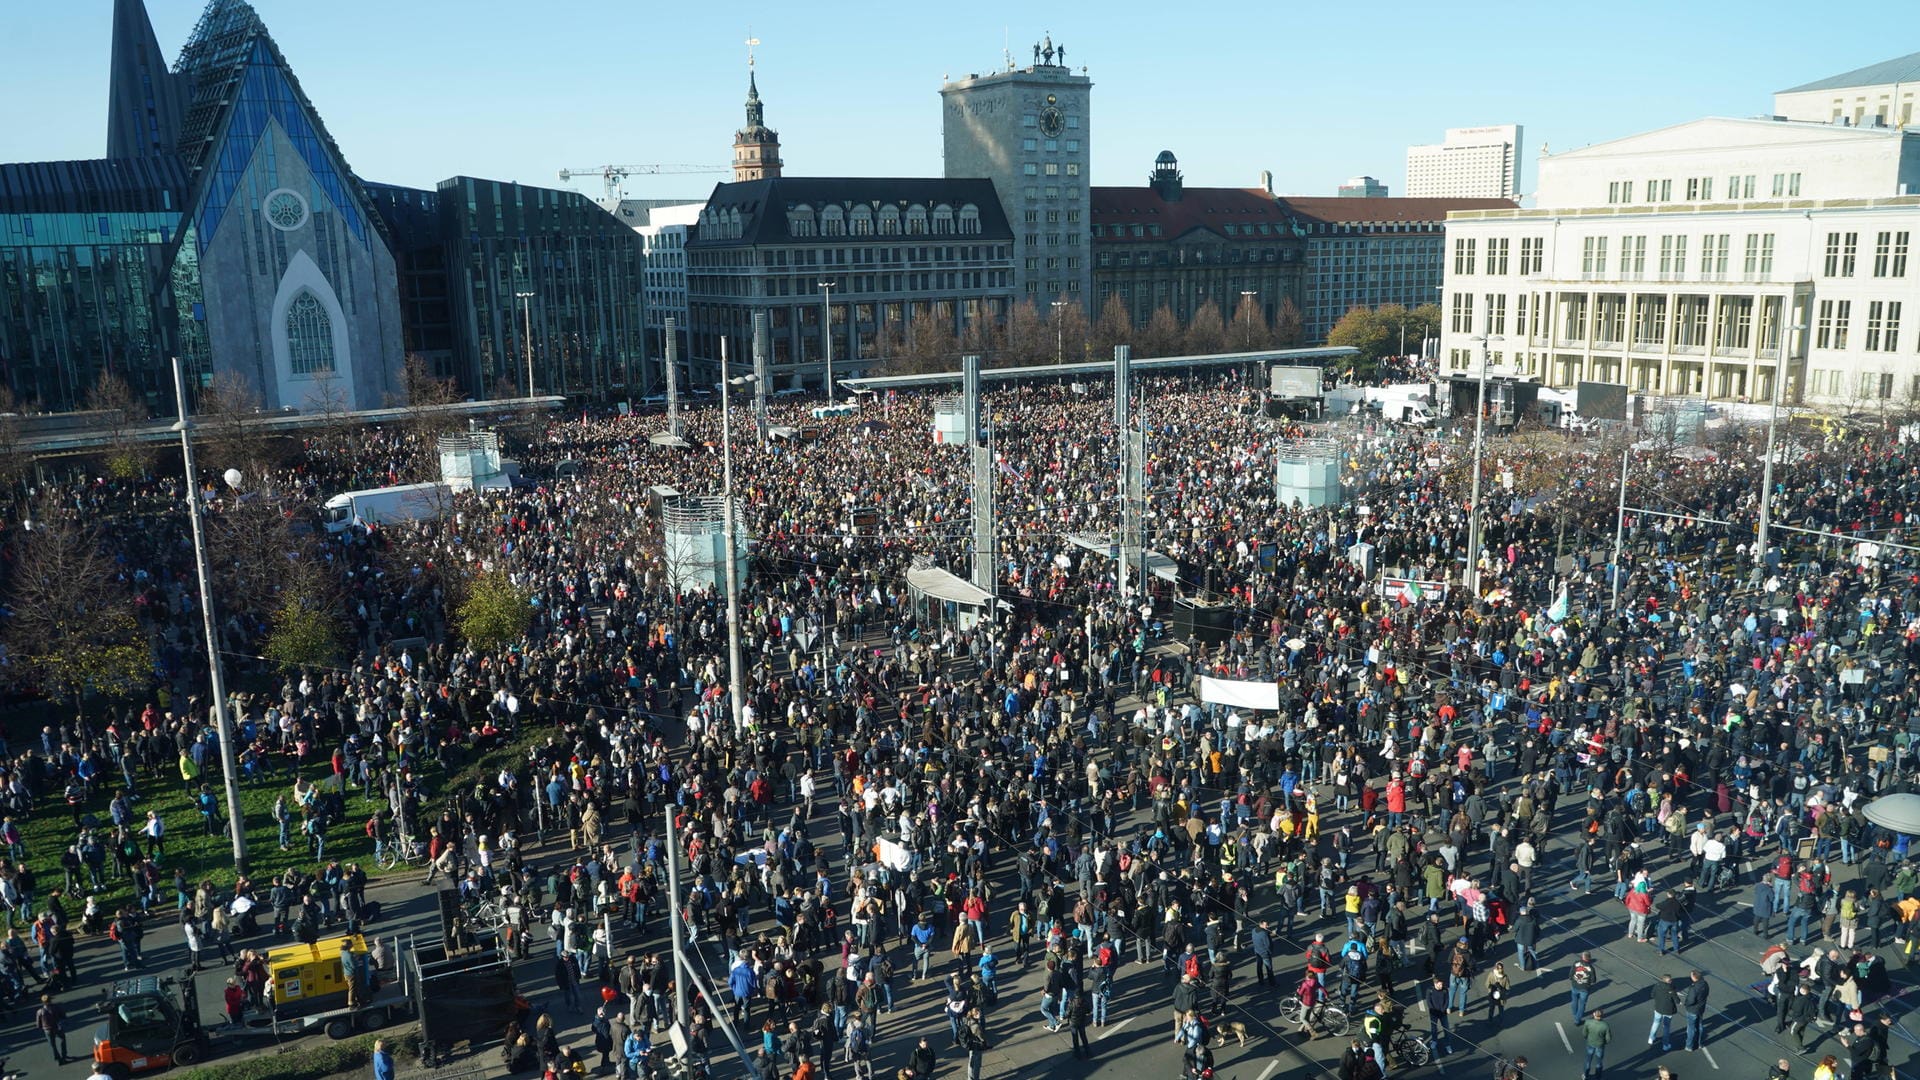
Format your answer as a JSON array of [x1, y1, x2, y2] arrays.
[[1293, 971, 1327, 1037], [1366, 991, 1405, 1068]]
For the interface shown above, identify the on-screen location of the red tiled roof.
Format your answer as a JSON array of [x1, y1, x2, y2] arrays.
[[1279, 196, 1516, 224], [1089, 185, 1292, 240]]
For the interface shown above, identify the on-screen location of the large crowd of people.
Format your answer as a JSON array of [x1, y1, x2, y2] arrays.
[[2, 371, 1918, 1080]]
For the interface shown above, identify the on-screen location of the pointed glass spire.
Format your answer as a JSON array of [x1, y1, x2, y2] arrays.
[[106, 0, 183, 157]]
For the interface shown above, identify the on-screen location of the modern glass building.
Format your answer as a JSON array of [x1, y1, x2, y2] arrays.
[[0, 158, 192, 411], [367, 178, 649, 398]]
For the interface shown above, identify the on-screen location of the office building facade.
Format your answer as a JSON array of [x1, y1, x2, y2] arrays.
[[685, 176, 1014, 387], [1090, 152, 1306, 328], [1406, 125, 1524, 200], [1286, 196, 1514, 342], [368, 178, 648, 398], [638, 203, 704, 383], [941, 37, 1093, 305], [1440, 115, 1920, 406]]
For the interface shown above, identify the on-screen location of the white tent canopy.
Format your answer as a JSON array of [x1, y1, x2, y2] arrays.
[[906, 563, 994, 607], [1064, 532, 1178, 583], [1864, 793, 1920, 835]]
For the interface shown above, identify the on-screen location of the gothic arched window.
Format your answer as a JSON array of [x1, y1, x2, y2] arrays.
[[286, 291, 334, 374]]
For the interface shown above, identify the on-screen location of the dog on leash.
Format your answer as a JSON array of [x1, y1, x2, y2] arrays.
[[1208, 1020, 1249, 1047]]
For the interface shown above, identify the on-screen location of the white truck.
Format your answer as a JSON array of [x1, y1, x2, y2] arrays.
[[1367, 385, 1437, 425], [322, 482, 453, 534], [1327, 385, 1435, 425]]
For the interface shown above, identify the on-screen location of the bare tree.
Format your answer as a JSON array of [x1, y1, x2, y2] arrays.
[[0, 384, 30, 506], [2, 505, 150, 707], [1182, 300, 1227, 356], [195, 370, 290, 481], [997, 299, 1049, 368], [392, 355, 461, 479], [1228, 293, 1269, 352], [86, 369, 153, 480], [1138, 306, 1183, 358], [1089, 294, 1132, 362], [304, 368, 356, 462], [1274, 297, 1305, 348]]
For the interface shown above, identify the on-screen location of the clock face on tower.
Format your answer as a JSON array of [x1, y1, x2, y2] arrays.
[[1039, 107, 1064, 138]]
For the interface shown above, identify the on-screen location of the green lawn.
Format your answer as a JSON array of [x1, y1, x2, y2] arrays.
[[15, 724, 548, 912]]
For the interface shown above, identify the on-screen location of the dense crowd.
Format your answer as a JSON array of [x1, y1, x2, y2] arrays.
[[2, 374, 1919, 1080]]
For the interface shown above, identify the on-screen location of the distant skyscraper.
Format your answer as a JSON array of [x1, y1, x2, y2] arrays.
[[1405, 125, 1523, 199], [941, 35, 1092, 306], [1338, 176, 1388, 198]]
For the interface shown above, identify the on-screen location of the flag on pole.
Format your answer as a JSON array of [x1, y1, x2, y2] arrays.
[[1400, 580, 1423, 607], [1547, 583, 1570, 623]]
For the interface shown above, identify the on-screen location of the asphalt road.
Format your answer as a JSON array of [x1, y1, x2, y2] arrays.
[[6, 719, 1916, 1080]]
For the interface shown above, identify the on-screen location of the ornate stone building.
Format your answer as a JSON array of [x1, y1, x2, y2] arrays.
[[1090, 152, 1306, 329]]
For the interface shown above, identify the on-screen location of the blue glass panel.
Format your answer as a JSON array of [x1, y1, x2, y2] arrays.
[[195, 41, 367, 250]]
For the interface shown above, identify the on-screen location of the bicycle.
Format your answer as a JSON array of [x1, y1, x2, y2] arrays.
[[1388, 1029, 1431, 1067], [375, 838, 429, 872], [469, 897, 512, 929], [1276, 997, 1349, 1037]]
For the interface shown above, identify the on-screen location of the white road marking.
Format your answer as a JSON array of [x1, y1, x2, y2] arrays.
[[1556, 1022, 1575, 1053], [1701, 1046, 1720, 1070], [1256, 1061, 1280, 1080], [1105, 1017, 1134, 1037]]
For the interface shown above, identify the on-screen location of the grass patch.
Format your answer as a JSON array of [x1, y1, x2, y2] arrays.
[[17, 722, 552, 912], [175, 1024, 421, 1080]]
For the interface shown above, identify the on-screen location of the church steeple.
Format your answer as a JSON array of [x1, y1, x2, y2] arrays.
[[732, 65, 782, 181], [106, 0, 183, 158]]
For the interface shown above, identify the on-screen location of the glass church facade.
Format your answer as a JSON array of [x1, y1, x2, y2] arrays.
[[0, 0, 648, 415]]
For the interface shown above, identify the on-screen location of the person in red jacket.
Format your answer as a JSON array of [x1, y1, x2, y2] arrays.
[[224, 977, 247, 1027], [1386, 778, 1408, 829]]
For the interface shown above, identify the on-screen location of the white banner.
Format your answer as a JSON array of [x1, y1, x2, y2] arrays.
[[873, 837, 913, 872], [1198, 676, 1280, 711]]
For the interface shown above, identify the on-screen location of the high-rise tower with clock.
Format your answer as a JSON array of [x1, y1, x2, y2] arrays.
[[942, 35, 1092, 309]]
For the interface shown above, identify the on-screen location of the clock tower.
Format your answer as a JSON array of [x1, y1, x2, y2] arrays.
[[732, 70, 783, 182], [941, 36, 1092, 307]]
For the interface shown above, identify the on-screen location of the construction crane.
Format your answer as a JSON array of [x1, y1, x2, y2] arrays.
[[557, 164, 729, 200]]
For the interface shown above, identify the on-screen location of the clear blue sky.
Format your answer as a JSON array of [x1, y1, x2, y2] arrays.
[[0, 0, 1906, 200]]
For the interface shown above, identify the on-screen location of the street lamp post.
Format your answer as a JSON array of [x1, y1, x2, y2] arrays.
[[818, 281, 836, 397], [515, 290, 536, 395], [1757, 318, 1807, 568], [169, 358, 248, 874], [1051, 300, 1068, 364], [1464, 333, 1503, 595], [718, 343, 756, 739], [1240, 289, 1259, 389]]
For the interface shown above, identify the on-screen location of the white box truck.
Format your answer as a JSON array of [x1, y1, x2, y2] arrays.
[[322, 482, 453, 533]]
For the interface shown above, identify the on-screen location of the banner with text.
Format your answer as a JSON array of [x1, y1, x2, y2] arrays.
[[1198, 676, 1281, 711]]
